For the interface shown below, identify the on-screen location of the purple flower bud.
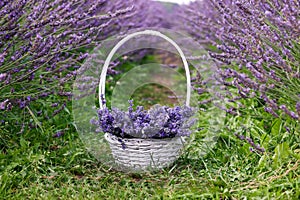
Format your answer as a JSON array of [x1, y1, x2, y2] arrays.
[[296, 102, 300, 115], [19, 101, 26, 109], [51, 103, 59, 107], [53, 130, 64, 138], [0, 99, 9, 110], [0, 73, 7, 82]]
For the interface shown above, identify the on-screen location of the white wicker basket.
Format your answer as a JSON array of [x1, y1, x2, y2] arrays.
[[105, 133, 185, 171], [99, 30, 192, 171]]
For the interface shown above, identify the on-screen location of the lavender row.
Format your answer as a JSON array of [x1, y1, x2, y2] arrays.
[[181, 0, 300, 121], [0, 0, 172, 130]]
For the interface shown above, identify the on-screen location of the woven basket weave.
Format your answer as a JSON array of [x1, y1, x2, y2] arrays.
[[105, 133, 184, 171], [100, 30, 192, 171]]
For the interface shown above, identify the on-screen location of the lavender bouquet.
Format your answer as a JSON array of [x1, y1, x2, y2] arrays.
[[91, 100, 196, 140]]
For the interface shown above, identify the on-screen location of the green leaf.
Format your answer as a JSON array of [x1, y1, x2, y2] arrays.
[[20, 137, 29, 149], [64, 106, 70, 115], [272, 142, 290, 167], [257, 154, 267, 169], [271, 118, 281, 136], [26, 106, 44, 133]]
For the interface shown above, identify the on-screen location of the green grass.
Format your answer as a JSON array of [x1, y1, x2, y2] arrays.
[[131, 83, 179, 109], [1, 117, 299, 199], [1, 55, 299, 199]]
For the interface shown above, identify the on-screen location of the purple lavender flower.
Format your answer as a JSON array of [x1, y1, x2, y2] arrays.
[[0, 99, 8, 110], [234, 133, 265, 153], [53, 130, 65, 138], [91, 100, 196, 140], [296, 102, 300, 116], [0, 73, 6, 82]]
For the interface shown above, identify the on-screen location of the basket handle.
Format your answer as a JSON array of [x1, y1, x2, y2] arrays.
[[99, 30, 191, 109]]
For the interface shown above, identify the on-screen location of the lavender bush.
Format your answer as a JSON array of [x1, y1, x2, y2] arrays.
[[0, 0, 132, 125], [181, 0, 300, 122], [91, 100, 196, 139], [0, 0, 171, 132]]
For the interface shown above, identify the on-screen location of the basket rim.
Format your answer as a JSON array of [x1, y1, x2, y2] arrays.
[[104, 132, 184, 142]]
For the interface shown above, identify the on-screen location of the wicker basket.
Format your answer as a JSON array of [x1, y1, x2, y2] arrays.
[[99, 30, 192, 171], [105, 133, 184, 171]]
